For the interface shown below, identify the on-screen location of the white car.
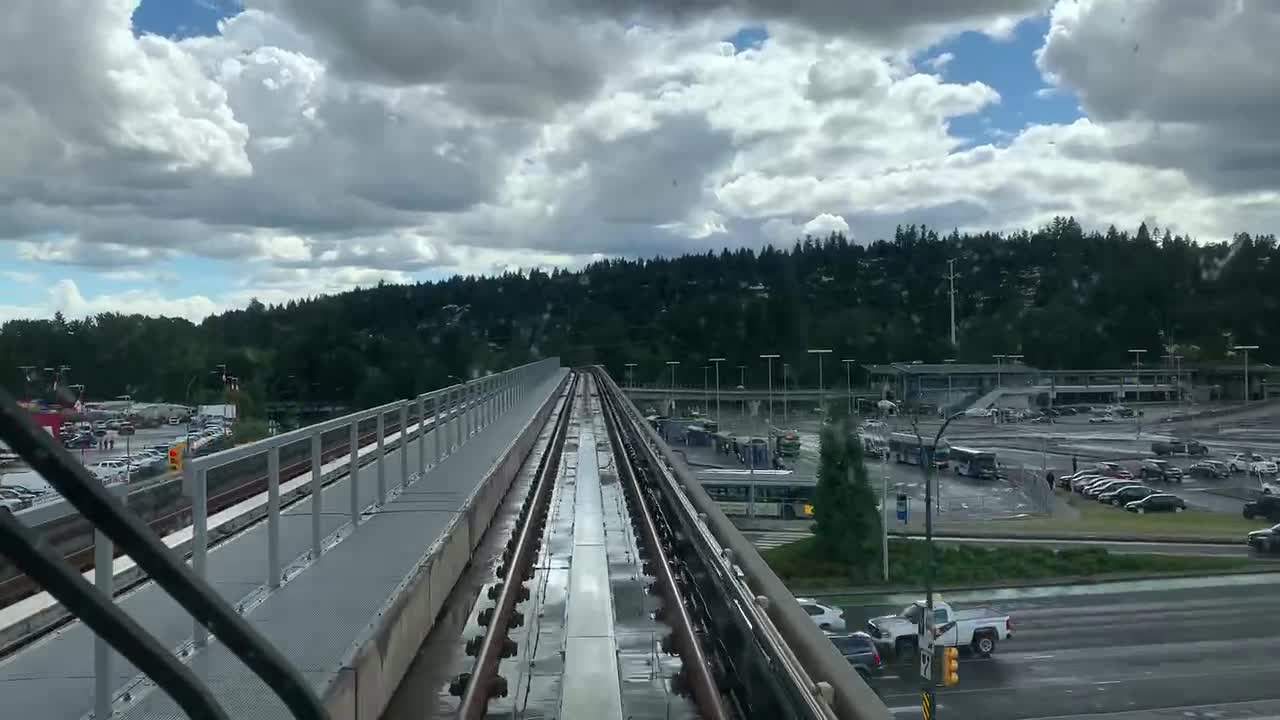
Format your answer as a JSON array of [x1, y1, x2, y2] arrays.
[[1089, 413, 1117, 424], [1229, 453, 1277, 475], [797, 598, 846, 632]]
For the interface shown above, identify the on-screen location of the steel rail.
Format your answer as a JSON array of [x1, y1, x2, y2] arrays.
[[596, 369, 730, 720], [455, 372, 579, 719]]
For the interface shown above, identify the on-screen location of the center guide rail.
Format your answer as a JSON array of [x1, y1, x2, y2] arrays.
[[591, 368, 842, 720]]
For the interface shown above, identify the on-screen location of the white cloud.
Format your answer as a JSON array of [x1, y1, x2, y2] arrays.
[[1, 0, 1280, 321], [0, 279, 222, 323]]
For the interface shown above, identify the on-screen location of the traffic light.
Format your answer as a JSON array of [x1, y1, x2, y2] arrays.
[[168, 445, 183, 473], [942, 646, 960, 686]]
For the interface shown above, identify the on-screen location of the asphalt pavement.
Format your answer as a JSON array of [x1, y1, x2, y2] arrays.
[[843, 576, 1280, 720]]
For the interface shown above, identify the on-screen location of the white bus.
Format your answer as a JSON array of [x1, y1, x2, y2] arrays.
[[695, 469, 816, 520]]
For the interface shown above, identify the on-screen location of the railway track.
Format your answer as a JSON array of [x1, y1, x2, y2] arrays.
[[448, 369, 832, 719]]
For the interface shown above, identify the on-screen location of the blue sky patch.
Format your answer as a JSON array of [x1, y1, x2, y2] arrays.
[[133, 0, 241, 39], [921, 15, 1082, 148], [726, 25, 769, 53]]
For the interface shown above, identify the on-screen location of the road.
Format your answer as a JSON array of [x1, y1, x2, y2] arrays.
[[740, 525, 1269, 559], [843, 575, 1280, 720]]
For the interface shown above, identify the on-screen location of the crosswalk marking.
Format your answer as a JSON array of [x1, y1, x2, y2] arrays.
[[742, 529, 813, 550]]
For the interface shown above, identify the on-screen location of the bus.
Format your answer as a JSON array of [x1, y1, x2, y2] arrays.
[[887, 432, 949, 468], [695, 469, 816, 520], [948, 445, 999, 479]]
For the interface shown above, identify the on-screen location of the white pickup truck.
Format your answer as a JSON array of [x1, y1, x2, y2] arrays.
[[865, 599, 1014, 657]]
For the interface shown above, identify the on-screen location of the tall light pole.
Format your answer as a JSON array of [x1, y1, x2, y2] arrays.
[[737, 364, 747, 418], [666, 361, 680, 415], [1128, 349, 1147, 404], [992, 354, 1006, 388], [943, 358, 956, 413], [1163, 353, 1184, 405], [842, 359, 856, 418], [69, 384, 86, 462], [808, 348, 833, 421], [1234, 345, 1259, 405], [945, 258, 959, 348], [702, 365, 710, 416], [782, 363, 791, 426], [17, 366, 36, 401], [624, 362, 637, 389], [760, 354, 780, 427], [709, 357, 725, 423]]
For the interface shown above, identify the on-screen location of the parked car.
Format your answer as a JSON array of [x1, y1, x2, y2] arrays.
[[1099, 485, 1157, 507], [1094, 462, 1133, 480], [866, 599, 1013, 658], [828, 632, 885, 680], [1246, 524, 1280, 554], [1187, 460, 1229, 479], [1085, 478, 1138, 498], [1229, 453, 1277, 475], [1071, 474, 1107, 493], [1152, 439, 1209, 456], [62, 433, 97, 449], [1139, 459, 1183, 483], [1057, 471, 1094, 490], [1243, 494, 1280, 522], [798, 598, 846, 632], [1125, 493, 1187, 513]]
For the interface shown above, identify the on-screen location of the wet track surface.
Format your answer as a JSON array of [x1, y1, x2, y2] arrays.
[[844, 576, 1280, 720]]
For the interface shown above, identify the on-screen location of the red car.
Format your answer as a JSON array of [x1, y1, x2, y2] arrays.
[[1094, 462, 1133, 480]]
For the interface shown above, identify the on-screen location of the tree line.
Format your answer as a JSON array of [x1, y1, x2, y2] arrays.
[[3, 217, 1277, 417]]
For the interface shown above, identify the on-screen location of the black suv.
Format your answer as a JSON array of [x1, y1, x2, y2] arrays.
[[1243, 494, 1280, 523], [829, 632, 885, 681], [1139, 459, 1183, 483]]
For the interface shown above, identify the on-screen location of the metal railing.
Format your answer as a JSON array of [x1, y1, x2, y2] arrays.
[[46, 357, 556, 719]]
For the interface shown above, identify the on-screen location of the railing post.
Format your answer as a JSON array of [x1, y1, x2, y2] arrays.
[[434, 392, 444, 464], [400, 403, 410, 489], [453, 387, 462, 451], [465, 381, 474, 439], [417, 395, 427, 478], [267, 446, 281, 588], [94, 529, 112, 719], [311, 432, 322, 560], [192, 466, 208, 647], [376, 410, 387, 504], [349, 421, 360, 526]]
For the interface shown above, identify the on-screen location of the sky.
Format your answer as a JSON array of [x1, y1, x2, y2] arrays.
[[2, 0, 1278, 322]]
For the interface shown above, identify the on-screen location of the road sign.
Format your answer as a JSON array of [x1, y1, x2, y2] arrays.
[[919, 643, 933, 681]]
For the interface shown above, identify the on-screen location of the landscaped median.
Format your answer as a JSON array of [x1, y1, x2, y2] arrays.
[[764, 536, 1255, 593]]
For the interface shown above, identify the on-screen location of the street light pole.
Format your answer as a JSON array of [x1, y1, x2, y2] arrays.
[[783, 363, 790, 426], [992, 354, 1006, 388], [760, 354, 780, 429], [913, 410, 965, 717], [808, 348, 832, 422], [1128, 349, 1147, 405], [624, 362, 637, 390], [943, 358, 956, 414], [709, 357, 725, 423], [842, 359, 856, 418], [737, 364, 747, 418], [702, 365, 710, 416], [1234, 345, 1259, 405], [666, 361, 680, 415]]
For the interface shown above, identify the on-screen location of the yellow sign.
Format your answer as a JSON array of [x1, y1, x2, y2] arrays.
[[802, 503, 815, 517]]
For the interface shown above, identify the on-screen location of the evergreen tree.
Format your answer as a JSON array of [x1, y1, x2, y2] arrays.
[[814, 421, 883, 580]]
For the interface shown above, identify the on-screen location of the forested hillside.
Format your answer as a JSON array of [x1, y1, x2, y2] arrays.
[[3, 218, 1277, 411]]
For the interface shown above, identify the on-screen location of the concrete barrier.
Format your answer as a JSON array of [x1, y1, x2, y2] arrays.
[[324, 370, 569, 720]]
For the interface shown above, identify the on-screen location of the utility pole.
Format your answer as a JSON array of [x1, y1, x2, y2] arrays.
[[842, 358, 856, 418], [1234, 345, 1259, 405], [1128, 349, 1147, 405], [945, 258, 959, 348], [709, 357, 725, 423], [737, 364, 747, 418]]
